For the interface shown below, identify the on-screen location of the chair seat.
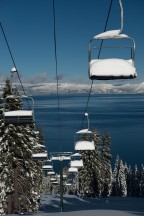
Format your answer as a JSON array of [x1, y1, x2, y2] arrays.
[[4, 110, 34, 124], [89, 58, 137, 80], [68, 167, 78, 173], [42, 165, 53, 170], [33, 153, 48, 160]]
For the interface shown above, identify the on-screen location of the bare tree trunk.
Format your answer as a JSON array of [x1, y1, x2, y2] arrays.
[[7, 193, 12, 214], [14, 167, 18, 213]]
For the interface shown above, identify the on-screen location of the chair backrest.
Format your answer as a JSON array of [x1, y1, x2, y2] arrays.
[[3, 95, 34, 124], [88, 31, 137, 80]]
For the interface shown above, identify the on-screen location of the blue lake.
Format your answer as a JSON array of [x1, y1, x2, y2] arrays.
[[33, 94, 144, 168]]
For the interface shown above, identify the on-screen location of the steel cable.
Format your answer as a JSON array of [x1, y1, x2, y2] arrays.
[[52, 0, 62, 152], [80, 0, 114, 129]]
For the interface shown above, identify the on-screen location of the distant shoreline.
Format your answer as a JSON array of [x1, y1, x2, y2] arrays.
[[0, 82, 144, 96]]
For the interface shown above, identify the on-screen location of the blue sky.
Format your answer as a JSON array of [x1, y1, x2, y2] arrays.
[[0, 0, 144, 84]]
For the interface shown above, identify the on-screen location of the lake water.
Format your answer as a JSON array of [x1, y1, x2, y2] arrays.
[[33, 94, 144, 168]]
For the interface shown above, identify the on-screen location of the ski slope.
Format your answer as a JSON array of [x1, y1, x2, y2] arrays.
[[8, 194, 144, 216]]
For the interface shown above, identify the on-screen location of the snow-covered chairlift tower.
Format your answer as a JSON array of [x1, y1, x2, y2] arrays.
[[88, 30, 137, 80]]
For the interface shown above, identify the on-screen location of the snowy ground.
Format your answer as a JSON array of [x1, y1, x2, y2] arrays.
[[9, 194, 144, 216]]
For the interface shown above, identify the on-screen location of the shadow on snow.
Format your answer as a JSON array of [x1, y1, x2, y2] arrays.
[[37, 194, 144, 215]]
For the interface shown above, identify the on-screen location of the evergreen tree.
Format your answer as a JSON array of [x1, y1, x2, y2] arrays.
[[140, 164, 144, 197], [101, 130, 112, 197], [131, 165, 140, 197], [2, 79, 12, 99], [2, 78, 21, 111], [112, 155, 127, 196], [112, 155, 120, 196], [35, 124, 45, 146], [119, 160, 127, 196], [124, 163, 132, 197], [0, 79, 43, 214], [79, 129, 102, 197]]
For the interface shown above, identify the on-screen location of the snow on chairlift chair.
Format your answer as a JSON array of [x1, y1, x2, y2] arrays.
[[88, 30, 137, 80], [70, 153, 83, 168], [3, 95, 34, 124], [75, 139, 95, 151]]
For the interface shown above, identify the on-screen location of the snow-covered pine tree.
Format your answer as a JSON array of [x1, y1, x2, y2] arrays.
[[112, 155, 119, 196], [119, 160, 127, 196], [124, 163, 132, 197], [0, 79, 43, 214], [35, 124, 45, 145], [79, 128, 102, 197], [78, 132, 93, 197], [131, 164, 140, 197], [101, 130, 112, 197], [0, 92, 5, 215], [140, 164, 144, 197], [112, 155, 127, 196]]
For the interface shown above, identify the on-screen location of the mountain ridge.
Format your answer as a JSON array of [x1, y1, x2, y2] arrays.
[[0, 82, 144, 95]]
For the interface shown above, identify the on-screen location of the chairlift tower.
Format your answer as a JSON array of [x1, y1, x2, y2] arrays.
[[50, 152, 72, 212]]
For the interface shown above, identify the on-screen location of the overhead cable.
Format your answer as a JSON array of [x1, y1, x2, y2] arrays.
[[0, 22, 28, 97], [80, 0, 114, 129], [52, 0, 62, 152]]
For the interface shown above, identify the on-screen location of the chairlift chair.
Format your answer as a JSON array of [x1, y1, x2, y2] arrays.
[[88, 30, 137, 80], [57, 174, 67, 179], [52, 181, 59, 185], [32, 152, 48, 161], [65, 183, 72, 186], [48, 171, 55, 175], [74, 129, 95, 151], [50, 177, 57, 182], [70, 153, 83, 168], [42, 159, 53, 171], [49, 172, 57, 182], [3, 95, 34, 124], [51, 156, 71, 161], [51, 152, 72, 161], [68, 167, 78, 173]]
